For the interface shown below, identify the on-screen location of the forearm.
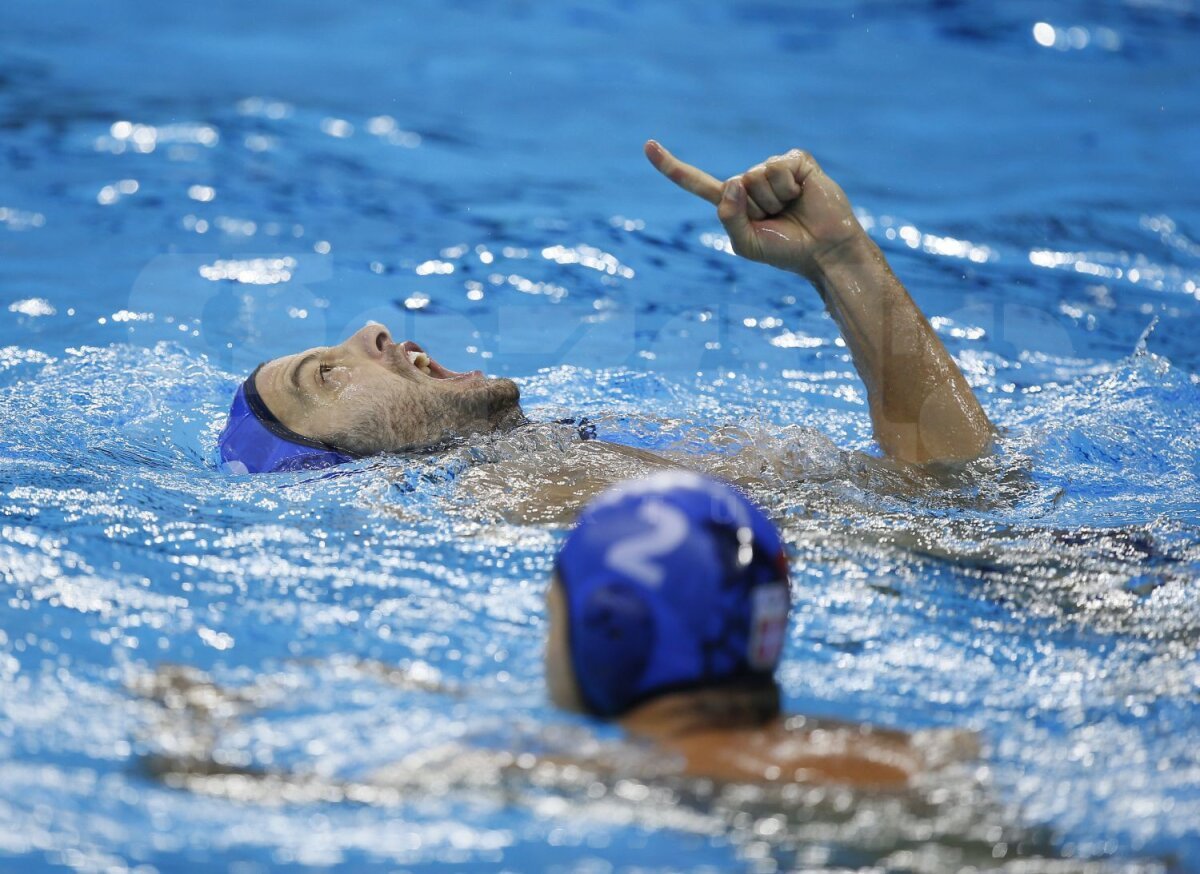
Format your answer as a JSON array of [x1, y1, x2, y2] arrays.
[[642, 141, 994, 464], [810, 232, 993, 464]]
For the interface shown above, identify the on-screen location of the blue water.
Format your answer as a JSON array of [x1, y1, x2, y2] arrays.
[[2, 0, 1199, 871]]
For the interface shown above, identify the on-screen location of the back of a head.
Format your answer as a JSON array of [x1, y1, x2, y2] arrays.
[[555, 471, 791, 718]]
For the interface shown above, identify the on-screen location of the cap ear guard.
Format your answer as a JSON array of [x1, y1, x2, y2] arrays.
[[217, 367, 355, 474], [728, 530, 791, 674], [571, 581, 656, 717], [696, 521, 790, 675], [747, 565, 789, 670]]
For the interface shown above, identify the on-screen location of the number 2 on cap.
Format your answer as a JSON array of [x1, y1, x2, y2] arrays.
[[605, 499, 689, 588]]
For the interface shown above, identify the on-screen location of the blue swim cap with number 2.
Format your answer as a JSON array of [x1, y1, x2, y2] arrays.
[[555, 471, 791, 718]]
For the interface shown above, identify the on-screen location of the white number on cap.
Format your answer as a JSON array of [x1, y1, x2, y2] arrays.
[[605, 499, 689, 589]]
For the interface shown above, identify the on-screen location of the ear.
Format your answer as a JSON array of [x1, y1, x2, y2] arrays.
[[574, 582, 656, 715]]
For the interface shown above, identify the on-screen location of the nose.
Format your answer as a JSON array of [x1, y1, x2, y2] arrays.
[[345, 323, 392, 360]]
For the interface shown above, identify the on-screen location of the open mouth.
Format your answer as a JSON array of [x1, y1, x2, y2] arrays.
[[399, 340, 483, 382]]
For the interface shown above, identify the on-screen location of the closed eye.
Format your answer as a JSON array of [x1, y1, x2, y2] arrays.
[[318, 363, 332, 384]]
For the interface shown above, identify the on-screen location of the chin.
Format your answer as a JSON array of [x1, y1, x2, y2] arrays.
[[482, 377, 523, 426], [407, 377, 526, 451]]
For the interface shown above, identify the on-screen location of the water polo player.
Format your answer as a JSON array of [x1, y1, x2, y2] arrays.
[[546, 470, 969, 787], [218, 143, 993, 473], [141, 470, 975, 793]]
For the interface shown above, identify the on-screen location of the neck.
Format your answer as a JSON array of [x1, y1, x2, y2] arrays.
[[618, 682, 781, 741]]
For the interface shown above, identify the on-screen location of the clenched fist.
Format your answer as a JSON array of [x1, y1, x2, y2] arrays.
[[644, 141, 865, 281]]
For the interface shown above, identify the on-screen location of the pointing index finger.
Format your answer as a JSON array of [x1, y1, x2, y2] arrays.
[[644, 140, 724, 206]]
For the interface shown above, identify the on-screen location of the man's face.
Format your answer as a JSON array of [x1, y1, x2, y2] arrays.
[[254, 323, 522, 456]]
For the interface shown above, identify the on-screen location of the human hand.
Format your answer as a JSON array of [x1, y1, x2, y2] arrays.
[[644, 140, 865, 280]]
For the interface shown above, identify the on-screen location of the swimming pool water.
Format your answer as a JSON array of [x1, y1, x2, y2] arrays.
[[1, 1, 1199, 871]]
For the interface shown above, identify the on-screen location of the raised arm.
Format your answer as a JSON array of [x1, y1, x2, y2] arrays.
[[645, 141, 993, 465]]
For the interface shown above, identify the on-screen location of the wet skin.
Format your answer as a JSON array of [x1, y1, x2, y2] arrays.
[[643, 141, 994, 465], [253, 142, 993, 468], [254, 323, 522, 456]]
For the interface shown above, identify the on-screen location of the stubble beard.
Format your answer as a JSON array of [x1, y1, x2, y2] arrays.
[[337, 373, 525, 456], [447, 375, 524, 437]]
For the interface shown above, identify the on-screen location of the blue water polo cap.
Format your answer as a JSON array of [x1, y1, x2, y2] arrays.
[[217, 365, 354, 474], [555, 471, 791, 718]]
